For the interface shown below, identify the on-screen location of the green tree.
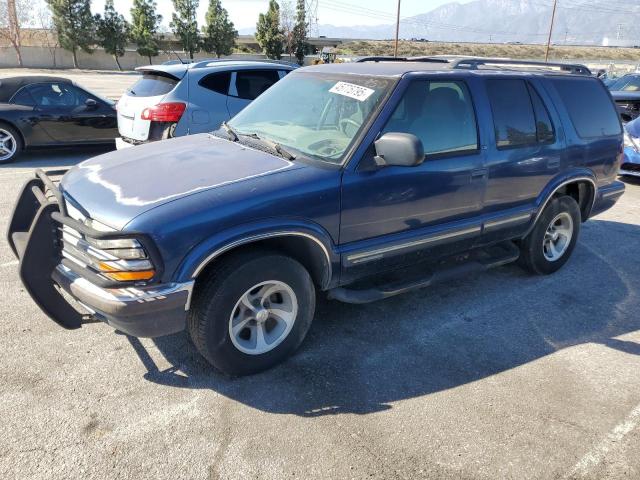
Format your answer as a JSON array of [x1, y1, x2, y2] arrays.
[[130, 0, 162, 64], [46, 0, 95, 68], [202, 0, 237, 58], [292, 0, 307, 65], [255, 0, 284, 60], [95, 0, 129, 71], [170, 0, 200, 60]]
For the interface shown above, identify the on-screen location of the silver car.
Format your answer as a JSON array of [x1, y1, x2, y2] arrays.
[[116, 60, 296, 148]]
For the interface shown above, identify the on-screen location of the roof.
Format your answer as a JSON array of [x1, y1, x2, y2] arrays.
[[0, 76, 72, 102], [136, 59, 297, 79]]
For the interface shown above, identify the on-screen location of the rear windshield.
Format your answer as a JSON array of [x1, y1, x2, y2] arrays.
[[127, 73, 178, 97], [551, 77, 622, 138]]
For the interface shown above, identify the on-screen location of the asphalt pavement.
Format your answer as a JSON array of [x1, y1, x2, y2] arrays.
[[0, 147, 639, 480]]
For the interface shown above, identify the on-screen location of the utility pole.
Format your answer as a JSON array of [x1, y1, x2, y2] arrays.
[[394, 0, 401, 57], [544, 0, 558, 62]]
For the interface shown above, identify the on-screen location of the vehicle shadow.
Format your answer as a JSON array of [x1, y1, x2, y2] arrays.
[[0, 146, 114, 171], [128, 219, 640, 417]]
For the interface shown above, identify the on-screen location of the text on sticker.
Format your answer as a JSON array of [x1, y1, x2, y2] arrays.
[[329, 82, 375, 102]]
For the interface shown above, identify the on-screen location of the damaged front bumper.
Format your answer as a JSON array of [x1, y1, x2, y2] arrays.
[[6, 169, 193, 338]]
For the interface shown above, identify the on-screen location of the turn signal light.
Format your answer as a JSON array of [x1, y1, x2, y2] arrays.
[[98, 262, 155, 282], [140, 102, 186, 122]]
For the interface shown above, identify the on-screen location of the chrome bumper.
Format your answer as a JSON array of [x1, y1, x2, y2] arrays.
[[53, 264, 194, 338]]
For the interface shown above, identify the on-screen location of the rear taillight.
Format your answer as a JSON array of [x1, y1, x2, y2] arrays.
[[141, 102, 186, 122]]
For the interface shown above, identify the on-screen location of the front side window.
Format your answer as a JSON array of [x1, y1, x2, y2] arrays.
[[228, 72, 395, 164], [233, 69, 280, 100], [26, 83, 89, 107], [383, 80, 478, 156]]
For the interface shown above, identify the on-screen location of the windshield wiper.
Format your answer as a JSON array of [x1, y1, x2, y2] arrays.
[[241, 132, 296, 160], [128, 89, 137, 96], [221, 121, 239, 142]]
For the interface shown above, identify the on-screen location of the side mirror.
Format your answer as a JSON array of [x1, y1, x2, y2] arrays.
[[85, 98, 98, 110], [373, 132, 425, 167]]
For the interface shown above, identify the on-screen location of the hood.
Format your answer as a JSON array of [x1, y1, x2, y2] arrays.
[[61, 134, 301, 230]]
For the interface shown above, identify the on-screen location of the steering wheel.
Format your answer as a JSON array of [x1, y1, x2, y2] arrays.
[[339, 118, 360, 136]]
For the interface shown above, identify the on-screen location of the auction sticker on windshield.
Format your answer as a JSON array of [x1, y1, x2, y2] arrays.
[[329, 82, 375, 102]]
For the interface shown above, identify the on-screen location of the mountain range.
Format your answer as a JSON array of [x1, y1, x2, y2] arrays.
[[240, 0, 640, 46]]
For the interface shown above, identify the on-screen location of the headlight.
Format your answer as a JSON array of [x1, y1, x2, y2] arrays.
[[61, 227, 156, 282], [624, 130, 640, 152]]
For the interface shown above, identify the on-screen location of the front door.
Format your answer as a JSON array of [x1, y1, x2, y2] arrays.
[[340, 78, 487, 279]]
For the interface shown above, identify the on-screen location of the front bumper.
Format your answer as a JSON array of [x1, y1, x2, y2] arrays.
[[7, 169, 193, 338]]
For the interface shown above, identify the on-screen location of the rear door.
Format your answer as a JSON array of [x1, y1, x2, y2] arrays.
[[117, 72, 179, 141], [479, 77, 562, 241], [226, 69, 282, 116], [189, 70, 232, 134]]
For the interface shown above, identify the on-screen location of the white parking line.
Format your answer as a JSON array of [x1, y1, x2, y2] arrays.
[[1, 260, 18, 268], [563, 402, 640, 478]]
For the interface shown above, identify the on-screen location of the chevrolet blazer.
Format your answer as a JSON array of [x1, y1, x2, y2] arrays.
[[8, 60, 626, 375]]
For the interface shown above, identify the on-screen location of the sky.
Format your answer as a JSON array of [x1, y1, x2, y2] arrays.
[[88, 0, 473, 32]]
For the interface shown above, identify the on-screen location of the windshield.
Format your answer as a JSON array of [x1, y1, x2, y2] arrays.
[[609, 75, 640, 92], [228, 71, 396, 164]]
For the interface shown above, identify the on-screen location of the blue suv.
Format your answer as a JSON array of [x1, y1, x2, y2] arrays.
[[8, 59, 626, 375]]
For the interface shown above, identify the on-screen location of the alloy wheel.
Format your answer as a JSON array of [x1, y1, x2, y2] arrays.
[[228, 280, 298, 355], [0, 128, 17, 162], [543, 212, 573, 261]]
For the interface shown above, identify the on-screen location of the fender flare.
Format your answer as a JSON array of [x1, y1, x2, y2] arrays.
[[525, 171, 597, 236], [173, 221, 338, 289]]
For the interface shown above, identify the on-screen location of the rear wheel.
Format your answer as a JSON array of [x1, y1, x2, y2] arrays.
[[519, 195, 581, 275], [187, 251, 316, 376], [0, 124, 22, 164]]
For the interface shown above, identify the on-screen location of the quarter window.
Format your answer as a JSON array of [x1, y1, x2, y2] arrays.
[[528, 83, 555, 143], [383, 80, 478, 156], [551, 77, 622, 138], [233, 69, 280, 100], [199, 71, 231, 95], [10, 87, 36, 106]]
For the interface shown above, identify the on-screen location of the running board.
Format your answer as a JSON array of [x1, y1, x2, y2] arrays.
[[328, 242, 520, 304]]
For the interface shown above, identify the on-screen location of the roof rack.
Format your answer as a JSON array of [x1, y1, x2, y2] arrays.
[[355, 56, 449, 64], [355, 55, 592, 75], [449, 58, 592, 75], [189, 58, 300, 69]]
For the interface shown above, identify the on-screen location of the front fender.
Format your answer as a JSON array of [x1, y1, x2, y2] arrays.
[[172, 218, 340, 287]]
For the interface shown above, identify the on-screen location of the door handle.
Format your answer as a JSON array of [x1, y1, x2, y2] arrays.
[[470, 169, 488, 181]]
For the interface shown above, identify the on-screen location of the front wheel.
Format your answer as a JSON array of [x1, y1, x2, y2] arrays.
[[518, 195, 581, 275], [187, 251, 316, 376]]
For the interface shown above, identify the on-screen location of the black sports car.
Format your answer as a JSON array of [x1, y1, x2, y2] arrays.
[[0, 76, 118, 163]]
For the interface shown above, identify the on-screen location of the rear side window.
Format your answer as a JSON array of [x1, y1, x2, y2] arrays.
[[233, 69, 280, 100], [128, 73, 178, 97], [487, 79, 537, 148], [551, 77, 622, 138], [527, 83, 555, 143], [199, 71, 231, 95]]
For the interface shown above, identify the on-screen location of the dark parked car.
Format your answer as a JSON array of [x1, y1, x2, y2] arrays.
[[8, 60, 625, 375], [0, 76, 117, 163]]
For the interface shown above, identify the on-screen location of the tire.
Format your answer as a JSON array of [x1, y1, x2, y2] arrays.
[[519, 195, 581, 275], [187, 251, 316, 376], [0, 123, 22, 164]]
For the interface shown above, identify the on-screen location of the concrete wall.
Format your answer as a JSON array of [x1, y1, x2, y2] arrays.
[[0, 46, 298, 70]]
